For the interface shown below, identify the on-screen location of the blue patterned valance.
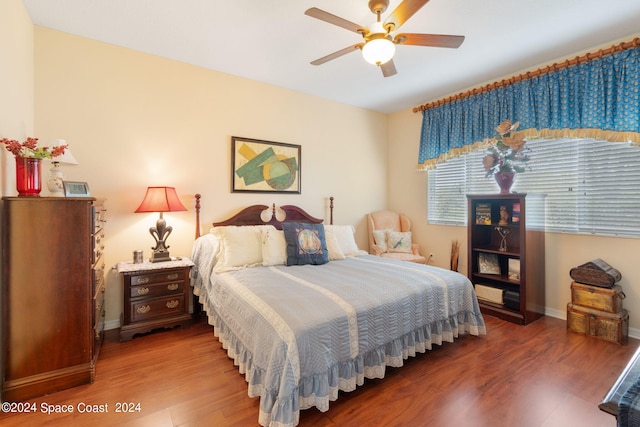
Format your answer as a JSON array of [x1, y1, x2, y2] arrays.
[[417, 40, 640, 170]]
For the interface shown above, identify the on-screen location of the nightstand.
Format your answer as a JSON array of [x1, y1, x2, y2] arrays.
[[117, 258, 195, 341]]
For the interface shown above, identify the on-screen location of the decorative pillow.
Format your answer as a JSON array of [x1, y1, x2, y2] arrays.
[[372, 229, 390, 253], [387, 231, 413, 253], [324, 224, 360, 256], [261, 228, 287, 266], [281, 222, 329, 266], [211, 225, 274, 272], [325, 230, 346, 260]]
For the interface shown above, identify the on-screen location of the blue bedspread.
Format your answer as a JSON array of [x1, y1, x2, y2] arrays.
[[192, 236, 485, 427]]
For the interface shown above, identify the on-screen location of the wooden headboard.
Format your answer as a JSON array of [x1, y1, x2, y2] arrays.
[[194, 195, 334, 238]]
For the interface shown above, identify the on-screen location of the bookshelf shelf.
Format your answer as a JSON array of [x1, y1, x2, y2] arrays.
[[467, 193, 546, 325]]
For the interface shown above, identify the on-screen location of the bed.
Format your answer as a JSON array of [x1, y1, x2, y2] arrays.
[[190, 198, 486, 427]]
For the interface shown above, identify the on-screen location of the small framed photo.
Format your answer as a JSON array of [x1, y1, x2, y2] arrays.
[[63, 181, 91, 197], [478, 253, 500, 275], [508, 258, 521, 281]]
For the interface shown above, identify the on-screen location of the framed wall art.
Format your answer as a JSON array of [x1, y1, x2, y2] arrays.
[[231, 136, 301, 193]]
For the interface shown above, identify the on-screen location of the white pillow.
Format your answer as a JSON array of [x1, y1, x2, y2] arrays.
[[324, 224, 360, 256], [261, 228, 287, 266], [325, 229, 346, 260], [211, 225, 274, 272], [387, 231, 413, 253], [372, 229, 390, 253]]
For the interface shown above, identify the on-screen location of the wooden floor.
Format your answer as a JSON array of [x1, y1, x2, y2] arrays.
[[1, 314, 637, 427]]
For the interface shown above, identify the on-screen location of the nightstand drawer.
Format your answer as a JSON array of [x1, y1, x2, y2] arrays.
[[130, 295, 186, 323], [128, 269, 187, 286], [130, 281, 185, 299]]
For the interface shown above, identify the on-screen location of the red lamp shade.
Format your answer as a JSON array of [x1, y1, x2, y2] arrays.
[[135, 186, 187, 213], [135, 186, 187, 263]]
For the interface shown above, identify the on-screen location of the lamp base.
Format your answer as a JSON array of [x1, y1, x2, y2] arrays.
[[47, 162, 65, 197], [150, 250, 171, 263]]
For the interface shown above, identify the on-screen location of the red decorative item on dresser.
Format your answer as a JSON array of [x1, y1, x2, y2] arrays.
[[15, 157, 43, 196]]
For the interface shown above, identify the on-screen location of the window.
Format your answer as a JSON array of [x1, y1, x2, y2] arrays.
[[427, 138, 640, 238]]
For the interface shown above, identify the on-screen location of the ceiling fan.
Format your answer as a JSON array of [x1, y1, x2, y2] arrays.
[[305, 0, 464, 77]]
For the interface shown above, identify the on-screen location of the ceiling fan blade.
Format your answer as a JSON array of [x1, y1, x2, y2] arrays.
[[305, 7, 367, 34], [384, 0, 430, 31], [380, 59, 397, 77], [395, 33, 465, 48], [310, 44, 363, 66]]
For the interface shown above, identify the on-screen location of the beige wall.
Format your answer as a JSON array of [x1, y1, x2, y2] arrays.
[[0, 0, 34, 195], [32, 27, 388, 329], [388, 108, 640, 337]]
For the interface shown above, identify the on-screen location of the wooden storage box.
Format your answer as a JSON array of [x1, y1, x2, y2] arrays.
[[567, 303, 628, 344], [569, 258, 621, 288], [570, 281, 625, 313]]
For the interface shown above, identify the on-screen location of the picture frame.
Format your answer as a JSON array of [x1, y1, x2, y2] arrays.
[[62, 181, 91, 197], [508, 258, 521, 281], [478, 252, 500, 275], [231, 136, 301, 193]]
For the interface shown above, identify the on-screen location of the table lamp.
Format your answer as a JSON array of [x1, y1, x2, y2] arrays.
[[47, 141, 79, 196], [135, 186, 187, 262]]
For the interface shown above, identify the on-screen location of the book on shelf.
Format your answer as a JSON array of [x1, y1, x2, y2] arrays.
[[475, 284, 504, 304], [475, 203, 491, 225], [512, 202, 520, 223]]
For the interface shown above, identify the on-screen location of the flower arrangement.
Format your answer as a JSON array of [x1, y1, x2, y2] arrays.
[[2, 137, 68, 159], [482, 120, 530, 177]]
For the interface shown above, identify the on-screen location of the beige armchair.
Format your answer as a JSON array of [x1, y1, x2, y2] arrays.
[[367, 211, 426, 263]]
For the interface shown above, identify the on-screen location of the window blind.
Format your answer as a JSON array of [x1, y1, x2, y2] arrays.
[[427, 138, 640, 238]]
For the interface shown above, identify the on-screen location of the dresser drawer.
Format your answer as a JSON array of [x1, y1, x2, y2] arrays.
[[93, 263, 105, 295], [94, 285, 105, 340], [127, 269, 187, 286], [129, 295, 186, 323], [130, 281, 185, 299]]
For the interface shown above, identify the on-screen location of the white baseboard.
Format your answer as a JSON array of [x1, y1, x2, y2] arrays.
[[104, 319, 120, 331]]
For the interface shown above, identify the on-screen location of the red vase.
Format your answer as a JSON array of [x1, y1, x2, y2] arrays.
[[495, 172, 515, 194], [15, 157, 42, 197]]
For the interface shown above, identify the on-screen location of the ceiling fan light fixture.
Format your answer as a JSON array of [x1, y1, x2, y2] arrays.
[[362, 37, 396, 65]]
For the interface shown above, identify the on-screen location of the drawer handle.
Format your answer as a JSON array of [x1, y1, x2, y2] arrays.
[[166, 273, 179, 280], [167, 283, 179, 291], [136, 305, 151, 314], [166, 300, 179, 309], [137, 287, 150, 296], [136, 277, 150, 285]]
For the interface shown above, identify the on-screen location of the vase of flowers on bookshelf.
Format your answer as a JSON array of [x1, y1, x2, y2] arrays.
[[482, 120, 530, 194]]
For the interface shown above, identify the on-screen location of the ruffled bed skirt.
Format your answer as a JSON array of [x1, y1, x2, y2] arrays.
[[198, 290, 486, 427]]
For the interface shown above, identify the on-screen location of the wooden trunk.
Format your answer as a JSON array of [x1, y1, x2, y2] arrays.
[[567, 303, 628, 344], [570, 281, 625, 313]]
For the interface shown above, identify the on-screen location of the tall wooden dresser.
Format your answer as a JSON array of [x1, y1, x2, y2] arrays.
[[1, 197, 106, 401]]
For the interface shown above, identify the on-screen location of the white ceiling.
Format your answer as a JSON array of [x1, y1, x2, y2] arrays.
[[22, 0, 640, 114]]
